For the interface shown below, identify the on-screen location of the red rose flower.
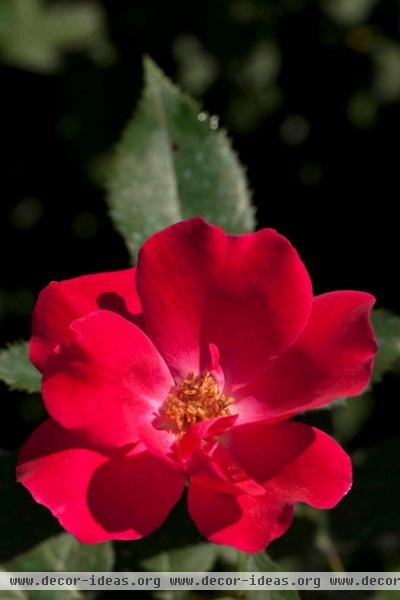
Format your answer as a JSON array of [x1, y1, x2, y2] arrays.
[[18, 218, 377, 552]]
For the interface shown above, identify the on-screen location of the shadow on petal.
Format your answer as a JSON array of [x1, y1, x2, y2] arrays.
[[88, 450, 184, 536]]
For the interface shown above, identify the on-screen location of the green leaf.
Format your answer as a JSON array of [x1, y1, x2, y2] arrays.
[[371, 308, 400, 383], [141, 542, 218, 572], [0, 341, 40, 393], [106, 57, 255, 260], [215, 544, 238, 567], [245, 552, 287, 572], [7, 532, 114, 572], [241, 552, 300, 600], [141, 543, 218, 600], [371, 591, 400, 600], [0, 0, 16, 32], [3, 533, 114, 600]]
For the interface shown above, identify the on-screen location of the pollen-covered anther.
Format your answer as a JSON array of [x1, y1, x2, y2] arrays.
[[164, 372, 233, 433]]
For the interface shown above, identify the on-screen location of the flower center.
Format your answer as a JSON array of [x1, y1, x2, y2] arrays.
[[163, 372, 233, 434]]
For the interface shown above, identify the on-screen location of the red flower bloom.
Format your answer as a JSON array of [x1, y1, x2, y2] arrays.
[[18, 218, 377, 552]]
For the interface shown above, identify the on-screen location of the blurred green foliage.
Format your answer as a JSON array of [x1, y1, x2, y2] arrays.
[[5, 533, 114, 600], [0, 0, 114, 72], [371, 309, 400, 383]]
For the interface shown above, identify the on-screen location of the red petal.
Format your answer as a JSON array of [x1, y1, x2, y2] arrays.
[[191, 444, 266, 496], [137, 218, 312, 387], [188, 421, 351, 550], [30, 268, 141, 372], [188, 483, 293, 552], [42, 310, 174, 448], [87, 446, 184, 539], [267, 425, 352, 508], [236, 291, 377, 423], [17, 420, 116, 543], [18, 420, 184, 543], [223, 421, 352, 508], [177, 415, 238, 471]]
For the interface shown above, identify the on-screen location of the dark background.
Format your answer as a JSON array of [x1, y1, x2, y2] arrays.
[[1, 0, 399, 590]]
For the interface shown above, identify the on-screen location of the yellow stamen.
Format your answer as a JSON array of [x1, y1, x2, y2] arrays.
[[163, 372, 233, 434]]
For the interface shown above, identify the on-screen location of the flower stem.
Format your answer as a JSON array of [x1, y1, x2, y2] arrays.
[[316, 529, 346, 572], [312, 510, 346, 572]]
